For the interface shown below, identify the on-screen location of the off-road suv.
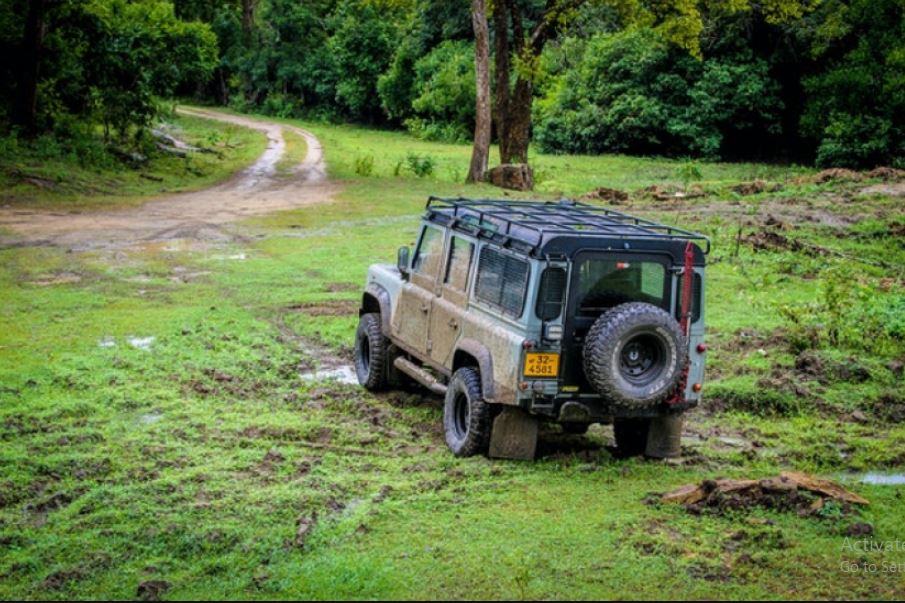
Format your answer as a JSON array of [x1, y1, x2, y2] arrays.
[[355, 197, 708, 460]]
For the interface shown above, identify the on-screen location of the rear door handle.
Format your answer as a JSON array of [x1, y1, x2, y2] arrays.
[[448, 318, 458, 329], [420, 304, 429, 313]]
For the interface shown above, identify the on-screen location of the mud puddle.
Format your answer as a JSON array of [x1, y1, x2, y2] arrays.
[[300, 365, 357, 385], [847, 472, 905, 486]]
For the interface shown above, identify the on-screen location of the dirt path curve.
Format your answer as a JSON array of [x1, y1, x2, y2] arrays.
[[0, 108, 337, 250]]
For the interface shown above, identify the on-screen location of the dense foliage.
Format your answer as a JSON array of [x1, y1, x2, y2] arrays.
[[533, 29, 784, 159], [2, 0, 903, 167], [1, 0, 216, 144]]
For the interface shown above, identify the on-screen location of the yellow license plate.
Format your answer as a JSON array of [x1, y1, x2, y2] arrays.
[[524, 352, 560, 377]]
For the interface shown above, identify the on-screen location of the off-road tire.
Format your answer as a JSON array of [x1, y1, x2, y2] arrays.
[[385, 344, 415, 390], [613, 418, 650, 457], [443, 367, 492, 457], [583, 302, 687, 409], [354, 313, 388, 391]]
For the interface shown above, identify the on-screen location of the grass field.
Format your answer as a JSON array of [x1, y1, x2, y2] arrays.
[[1, 110, 904, 599]]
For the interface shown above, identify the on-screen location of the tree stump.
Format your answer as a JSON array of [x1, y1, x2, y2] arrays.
[[485, 163, 534, 191]]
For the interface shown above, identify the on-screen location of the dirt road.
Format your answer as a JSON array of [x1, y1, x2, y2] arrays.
[[0, 108, 337, 250]]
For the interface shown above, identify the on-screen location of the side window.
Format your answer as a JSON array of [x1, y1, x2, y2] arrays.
[[474, 246, 529, 317], [444, 236, 474, 291], [412, 226, 444, 278], [536, 267, 567, 320]]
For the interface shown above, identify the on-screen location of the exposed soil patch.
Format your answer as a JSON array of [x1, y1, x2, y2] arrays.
[[662, 472, 868, 517], [860, 182, 905, 197], [805, 168, 864, 184], [794, 350, 870, 385], [287, 299, 358, 317], [866, 167, 905, 180], [581, 186, 629, 204], [137, 580, 171, 601], [731, 180, 782, 195], [26, 272, 83, 286]]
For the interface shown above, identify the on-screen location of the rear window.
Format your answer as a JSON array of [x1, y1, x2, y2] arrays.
[[474, 247, 529, 317], [576, 258, 666, 314]]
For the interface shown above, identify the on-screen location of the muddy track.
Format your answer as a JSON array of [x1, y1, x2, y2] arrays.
[[0, 108, 338, 251]]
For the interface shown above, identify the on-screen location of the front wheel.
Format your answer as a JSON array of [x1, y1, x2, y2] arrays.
[[354, 313, 388, 391], [443, 367, 492, 457]]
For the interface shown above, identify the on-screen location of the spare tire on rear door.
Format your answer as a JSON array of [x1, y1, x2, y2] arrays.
[[583, 302, 687, 409]]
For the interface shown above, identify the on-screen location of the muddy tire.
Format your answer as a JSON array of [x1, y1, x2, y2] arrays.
[[583, 302, 687, 409], [613, 418, 650, 457], [385, 344, 415, 390], [443, 367, 492, 457], [354, 313, 388, 391]]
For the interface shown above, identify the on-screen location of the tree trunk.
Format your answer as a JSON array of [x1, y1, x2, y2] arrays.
[[241, 0, 256, 34], [504, 76, 533, 164], [492, 0, 574, 166], [15, 0, 48, 135], [467, 0, 491, 183], [493, 0, 511, 164]]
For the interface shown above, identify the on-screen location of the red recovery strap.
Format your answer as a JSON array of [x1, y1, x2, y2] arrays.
[[669, 240, 695, 405], [680, 240, 695, 336]]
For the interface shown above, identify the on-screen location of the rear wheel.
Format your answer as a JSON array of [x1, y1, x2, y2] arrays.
[[443, 367, 492, 456], [354, 313, 388, 391]]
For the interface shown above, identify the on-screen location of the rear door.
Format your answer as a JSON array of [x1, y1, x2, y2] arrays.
[[560, 252, 672, 391]]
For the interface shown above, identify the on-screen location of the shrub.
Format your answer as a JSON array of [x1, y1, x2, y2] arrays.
[[404, 153, 435, 177], [404, 40, 475, 143], [353, 155, 374, 177]]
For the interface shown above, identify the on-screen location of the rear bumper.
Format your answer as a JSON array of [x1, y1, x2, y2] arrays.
[[519, 393, 697, 422]]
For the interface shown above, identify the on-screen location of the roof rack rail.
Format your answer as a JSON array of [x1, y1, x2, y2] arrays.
[[425, 196, 711, 255]]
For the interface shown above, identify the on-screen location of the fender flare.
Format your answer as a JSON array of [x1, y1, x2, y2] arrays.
[[361, 283, 392, 336], [455, 338, 495, 402]]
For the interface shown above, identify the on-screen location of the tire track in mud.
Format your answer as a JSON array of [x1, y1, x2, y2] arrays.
[[0, 108, 338, 251]]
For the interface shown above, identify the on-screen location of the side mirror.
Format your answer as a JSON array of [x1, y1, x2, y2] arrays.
[[397, 246, 411, 276]]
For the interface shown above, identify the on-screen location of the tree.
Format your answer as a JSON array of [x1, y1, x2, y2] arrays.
[[493, 0, 588, 165], [466, 0, 490, 182], [14, 0, 48, 134], [485, 0, 816, 167]]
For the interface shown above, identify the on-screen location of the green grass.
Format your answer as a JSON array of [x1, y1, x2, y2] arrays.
[[1, 110, 904, 599], [0, 113, 267, 209], [275, 128, 308, 178]]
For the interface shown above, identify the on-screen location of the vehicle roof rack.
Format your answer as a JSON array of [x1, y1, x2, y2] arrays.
[[425, 196, 711, 256]]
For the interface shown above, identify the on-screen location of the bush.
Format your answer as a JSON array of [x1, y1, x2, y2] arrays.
[[533, 28, 783, 159], [404, 153, 435, 177], [404, 40, 475, 143]]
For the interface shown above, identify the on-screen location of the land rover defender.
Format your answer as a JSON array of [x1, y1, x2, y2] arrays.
[[355, 197, 708, 460]]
